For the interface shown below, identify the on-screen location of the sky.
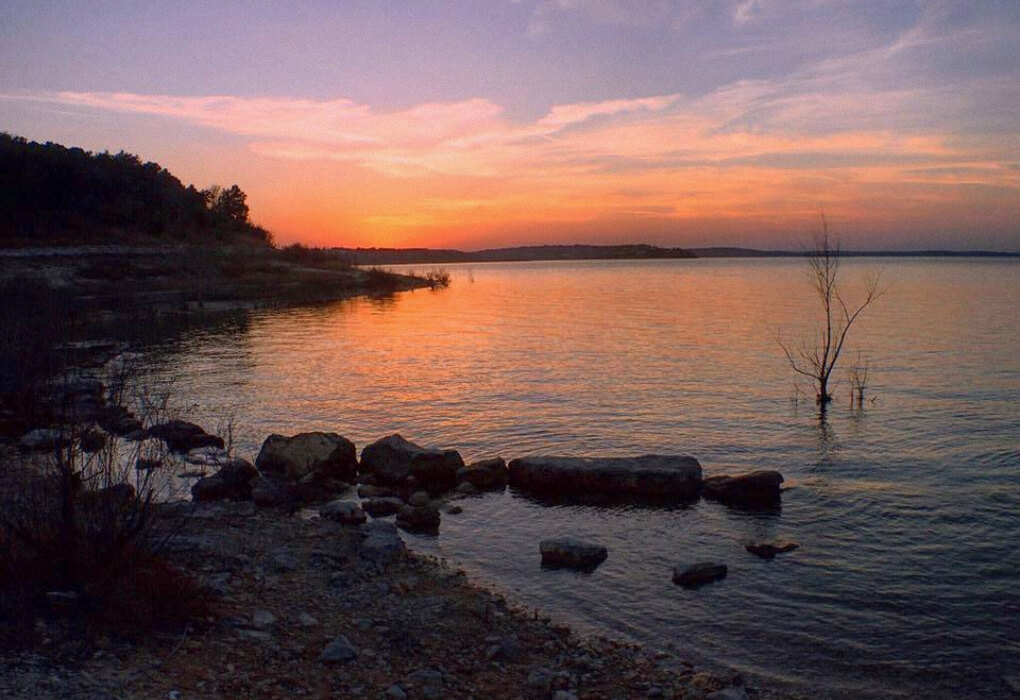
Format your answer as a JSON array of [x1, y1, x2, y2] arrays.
[[1, 0, 1019, 251]]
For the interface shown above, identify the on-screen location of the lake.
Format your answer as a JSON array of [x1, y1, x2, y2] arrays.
[[137, 257, 1019, 698]]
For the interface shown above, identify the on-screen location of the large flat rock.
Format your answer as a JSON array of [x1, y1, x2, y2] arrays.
[[507, 455, 702, 499]]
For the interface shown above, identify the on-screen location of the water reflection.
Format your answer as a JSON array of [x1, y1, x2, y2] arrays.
[[131, 258, 1020, 699]]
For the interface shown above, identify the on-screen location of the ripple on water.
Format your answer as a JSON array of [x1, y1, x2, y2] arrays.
[[135, 258, 1020, 699]]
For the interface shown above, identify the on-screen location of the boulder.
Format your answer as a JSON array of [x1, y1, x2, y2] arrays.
[[539, 538, 608, 570], [190, 459, 257, 502], [396, 503, 441, 533], [508, 455, 702, 499], [673, 562, 727, 588], [745, 541, 799, 559], [148, 420, 224, 453], [320, 500, 367, 525], [701, 470, 783, 507], [255, 432, 357, 482], [191, 475, 230, 502], [360, 434, 464, 490], [456, 457, 509, 491], [362, 497, 404, 518], [217, 458, 258, 494]]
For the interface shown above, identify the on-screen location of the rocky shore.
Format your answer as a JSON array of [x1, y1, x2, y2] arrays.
[[2, 380, 792, 699], [0, 499, 778, 700]]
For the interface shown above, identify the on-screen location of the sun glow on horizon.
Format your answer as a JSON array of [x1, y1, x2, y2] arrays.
[[2, 1, 1017, 250]]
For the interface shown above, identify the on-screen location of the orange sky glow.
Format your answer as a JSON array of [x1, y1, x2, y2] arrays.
[[2, 1, 1018, 250]]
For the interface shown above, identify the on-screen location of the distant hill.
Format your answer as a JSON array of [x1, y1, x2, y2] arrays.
[[0, 133, 271, 247], [336, 243, 697, 265], [689, 247, 1019, 258]]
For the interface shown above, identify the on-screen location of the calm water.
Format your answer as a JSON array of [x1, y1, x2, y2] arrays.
[[139, 258, 1019, 698]]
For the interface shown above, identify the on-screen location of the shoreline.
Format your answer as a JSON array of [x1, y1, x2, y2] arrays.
[[0, 498, 780, 700]]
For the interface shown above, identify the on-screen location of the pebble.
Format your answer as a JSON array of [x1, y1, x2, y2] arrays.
[[319, 635, 358, 663]]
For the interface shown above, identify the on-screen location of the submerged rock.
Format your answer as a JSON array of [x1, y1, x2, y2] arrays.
[[508, 455, 702, 499], [255, 432, 358, 482], [456, 457, 509, 491], [701, 470, 784, 508], [673, 562, 727, 588], [539, 538, 608, 570], [360, 434, 464, 490], [745, 540, 799, 559]]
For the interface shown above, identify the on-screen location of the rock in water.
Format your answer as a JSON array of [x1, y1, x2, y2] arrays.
[[319, 500, 367, 525], [255, 432, 357, 482], [456, 457, 509, 491], [539, 538, 609, 570], [148, 420, 224, 452], [745, 541, 799, 559], [508, 455, 702, 499], [360, 434, 464, 490], [673, 562, 727, 588], [395, 503, 441, 533], [701, 470, 784, 508]]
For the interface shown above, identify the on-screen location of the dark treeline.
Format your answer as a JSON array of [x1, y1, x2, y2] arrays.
[[0, 133, 271, 246]]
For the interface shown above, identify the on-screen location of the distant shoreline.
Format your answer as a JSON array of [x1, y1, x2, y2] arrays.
[[332, 243, 1020, 266]]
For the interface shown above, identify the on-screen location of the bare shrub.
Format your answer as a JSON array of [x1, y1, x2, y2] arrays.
[[779, 217, 882, 411], [423, 268, 452, 289], [847, 352, 871, 408], [0, 363, 197, 641]]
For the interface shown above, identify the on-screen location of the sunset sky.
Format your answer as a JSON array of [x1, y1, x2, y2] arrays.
[[2, 1, 1018, 250]]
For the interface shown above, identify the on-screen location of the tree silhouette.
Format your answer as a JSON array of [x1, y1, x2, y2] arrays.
[[0, 133, 270, 245], [779, 217, 882, 411]]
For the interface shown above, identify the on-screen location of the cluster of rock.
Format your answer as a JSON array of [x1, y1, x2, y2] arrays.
[[508, 455, 784, 508], [12, 376, 145, 451], [187, 432, 508, 538]]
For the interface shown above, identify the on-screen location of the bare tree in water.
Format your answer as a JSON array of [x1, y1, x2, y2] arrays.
[[779, 217, 881, 411]]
